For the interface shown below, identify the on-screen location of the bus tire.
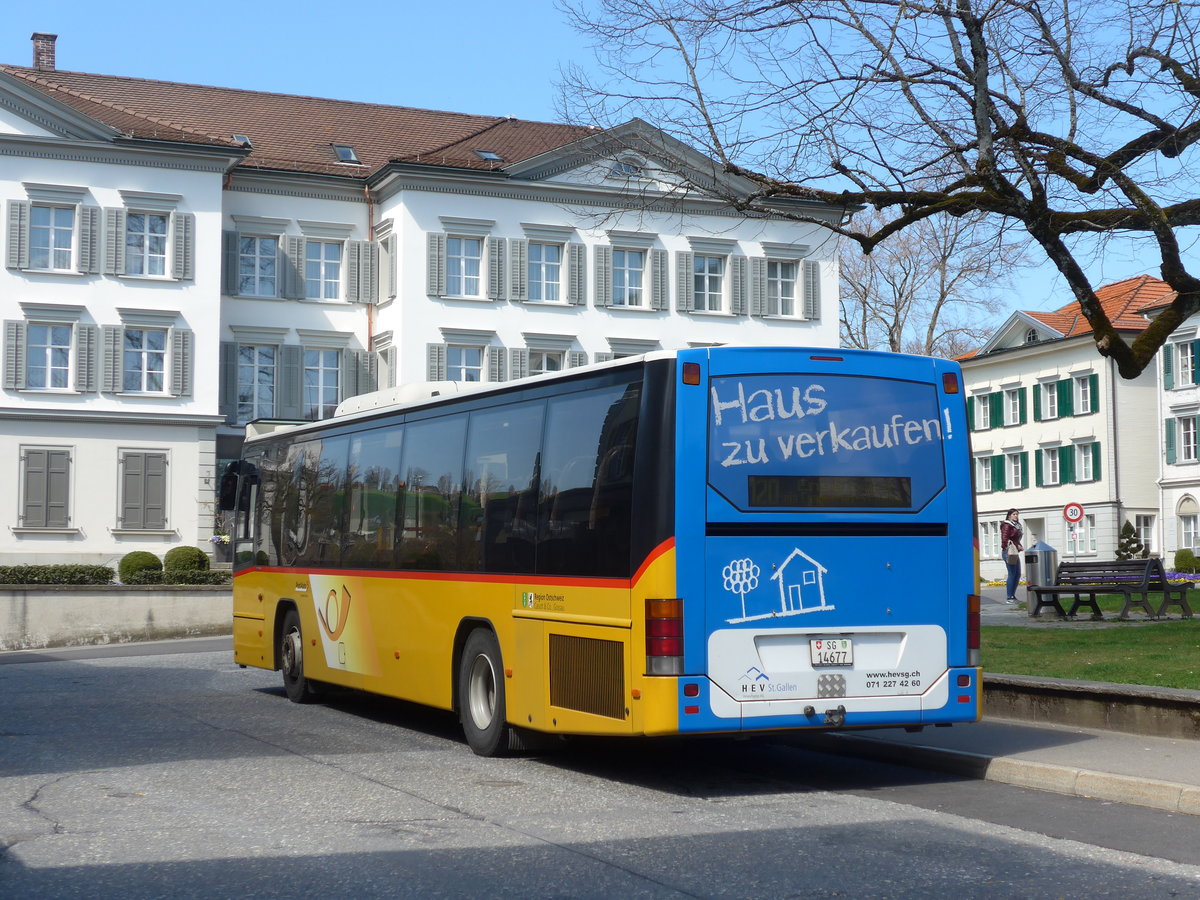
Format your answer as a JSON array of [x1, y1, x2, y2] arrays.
[[458, 628, 515, 756], [280, 608, 319, 704]]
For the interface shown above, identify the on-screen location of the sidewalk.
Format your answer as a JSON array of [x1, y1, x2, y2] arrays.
[[791, 583, 1200, 815]]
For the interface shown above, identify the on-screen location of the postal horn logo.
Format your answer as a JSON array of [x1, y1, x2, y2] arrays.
[[317, 585, 351, 640]]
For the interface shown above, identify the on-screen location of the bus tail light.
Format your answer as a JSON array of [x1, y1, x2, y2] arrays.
[[646, 598, 683, 675], [967, 593, 981, 666]]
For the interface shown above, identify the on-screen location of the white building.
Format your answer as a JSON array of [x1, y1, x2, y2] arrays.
[[959, 276, 1169, 581], [1152, 300, 1200, 568], [1, 34, 841, 566]]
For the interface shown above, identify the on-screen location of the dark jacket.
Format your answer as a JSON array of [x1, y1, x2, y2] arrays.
[[1000, 519, 1024, 557]]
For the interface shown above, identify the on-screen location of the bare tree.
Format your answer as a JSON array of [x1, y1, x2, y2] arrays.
[[840, 210, 1022, 357], [559, 0, 1200, 377]]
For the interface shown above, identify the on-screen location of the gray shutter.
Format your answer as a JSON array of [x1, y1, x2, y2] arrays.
[[172, 212, 195, 280], [750, 257, 767, 316], [283, 236, 306, 299], [731, 256, 748, 315], [222, 231, 240, 295], [427, 233, 447, 296], [347, 240, 379, 304], [427, 343, 447, 380], [509, 238, 528, 301], [510, 348, 529, 380], [650, 249, 668, 310], [103, 207, 127, 275], [4, 319, 26, 389], [487, 237, 506, 300], [219, 342, 238, 424], [676, 251, 695, 311], [6, 200, 29, 269], [384, 347, 397, 389], [121, 452, 144, 529], [144, 453, 167, 529], [385, 236, 398, 300], [357, 350, 378, 394], [488, 346, 507, 382], [102, 325, 122, 393], [567, 243, 586, 305], [341, 349, 358, 401], [593, 352, 613, 363], [569, 351, 589, 367], [171, 328, 193, 397], [803, 259, 821, 320], [25, 448, 71, 528], [595, 245, 613, 307], [278, 344, 303, 419], [78, 206, 101, 274], [75, 324, 98, 392]]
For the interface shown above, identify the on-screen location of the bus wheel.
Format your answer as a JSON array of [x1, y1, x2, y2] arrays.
[[459, 629, 514, 756], [280, 608, 318, 704]]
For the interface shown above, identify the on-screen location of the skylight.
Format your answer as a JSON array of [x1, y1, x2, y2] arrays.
[[232, 134, 252, 148], [332, 144, 361, 164], [475, 150, 503, 162]]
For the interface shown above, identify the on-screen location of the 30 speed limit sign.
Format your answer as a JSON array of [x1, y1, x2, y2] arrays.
[[1063, 503, 1084, 523]]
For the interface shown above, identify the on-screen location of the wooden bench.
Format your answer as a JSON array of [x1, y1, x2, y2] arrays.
[[1027, 558, 1194, 620]]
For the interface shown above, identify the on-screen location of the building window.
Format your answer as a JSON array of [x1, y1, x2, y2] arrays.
[[237, 345, 276, 423], [980, 520, 1000, 559], [119, 451, 167, 530], [693, 255, 724, 311], [122, 328, 167, 393], [528, 242, 562, 302], [1005, 389, 1023, 425], [612, 249, 645, 306], [766, 260, 797, 316], [1077, 443, 1095, 482], [1183, 416, 1198, 463], [26, 323, 72, 389], [1042, 448, 1060, 485], [976, 458, 992, 492], [239, 236, 278, 297], [1007, 453, 1024, 489], [1025, 328, 1039, 344], [1041, 382, 1059, 419], [1179, 343, 1196, 388], [1136, 514, 1155, 554], [303, 349, 340, 420], [305, 241, 342, 300], [973, 396, 991, 430], [447, 345, 484, 382], [20, 447, 71, 528], [125, 212, 169, 276], [529, 350, 564, 376], [447, 237, 482, 297], [1075, 375, 1092, 414], [30, 205, 75, 271]]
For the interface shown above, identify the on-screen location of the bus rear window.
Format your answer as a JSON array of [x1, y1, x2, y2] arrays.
[[707, 373, 947, 513]]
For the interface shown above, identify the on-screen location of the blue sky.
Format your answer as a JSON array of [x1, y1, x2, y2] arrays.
[[1, 4, 1176, 317]]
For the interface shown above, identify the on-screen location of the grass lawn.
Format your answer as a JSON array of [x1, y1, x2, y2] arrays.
[[982, 591, 1200, 689]]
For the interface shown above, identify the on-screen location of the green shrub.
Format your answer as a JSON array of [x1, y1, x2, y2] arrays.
[[118, 551, 162, 583], [0, 565, 114, 585], [1173, 548, 1197, 574], [164, 545, 210, 572], [163, 569, 231, 585]]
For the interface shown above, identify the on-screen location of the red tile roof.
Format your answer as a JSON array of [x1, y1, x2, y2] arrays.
[[0, 65, 594, 178], [1025, 275, 1174, 337]]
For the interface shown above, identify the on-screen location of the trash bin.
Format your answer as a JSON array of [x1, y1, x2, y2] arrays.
[[1024, 541, 1058, 615]]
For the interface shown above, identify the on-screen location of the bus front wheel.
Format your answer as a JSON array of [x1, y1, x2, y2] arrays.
[[280, 608, 319, 704], [458, 629, 516, 756]]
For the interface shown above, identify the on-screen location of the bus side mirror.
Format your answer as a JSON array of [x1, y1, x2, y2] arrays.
[[218, 472, 239, 511]]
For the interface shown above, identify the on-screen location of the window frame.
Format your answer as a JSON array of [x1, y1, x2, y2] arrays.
[[236, 343, 278, 424], [124, 210, 170, 277], [238, 235, 280, 298], [693, 253, 726, 312], [1007, 452, 1024, 489], [121, 327, 169, 394], [527, 241, 563, 303], [304, 239, 343, 301], [1136, 514, 1155, 554], [446, 236, 483, 298], [765, 259, 797, 317], [1182, 416, 1198, 463], [446, 345, 485, 382], [29, 203, 77, 272], [1042, 448, 1061, 485], [1077, 442, 1095, 482], [976, 457, 993, 492], [303, 348, 341, 420], [611, 247, 646, 307], [25, 321, 74, 391], [528, 350, 565, 376], [1042, 382, 1059, 419]]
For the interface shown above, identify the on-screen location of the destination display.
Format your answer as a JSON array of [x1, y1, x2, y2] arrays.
[[747, 474, 912, 508]]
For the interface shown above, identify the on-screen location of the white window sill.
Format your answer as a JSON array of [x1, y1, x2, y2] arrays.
[[607, 304, 654, 313], [229, 293, 282, 301], [19, 388, 79, 395], [119, 274, 176, 283], [689, 309, 732, 317], [111, 528, 176, 537], [763, 314, 806, 322], [20, 267, 86, 277], [439, 295, 492, 303], [12, 527, 82, 535], [116, 391, 173, 398]]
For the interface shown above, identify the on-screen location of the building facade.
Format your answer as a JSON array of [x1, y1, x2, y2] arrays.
[[960, 277, 1169, 581], [0, 35, 841, 565]]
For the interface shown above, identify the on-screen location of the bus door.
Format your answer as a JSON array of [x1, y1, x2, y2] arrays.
[[684, 350, 968, 728]]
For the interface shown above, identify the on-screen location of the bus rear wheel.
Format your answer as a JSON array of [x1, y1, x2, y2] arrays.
[[458, 629, 517, 756], [280, 608, 319, 704]]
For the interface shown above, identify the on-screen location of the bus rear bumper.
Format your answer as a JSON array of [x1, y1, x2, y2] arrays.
[[670, 665, 982, 734]]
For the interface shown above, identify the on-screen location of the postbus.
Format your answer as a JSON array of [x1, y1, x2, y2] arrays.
[[221, 346, 980, 755]]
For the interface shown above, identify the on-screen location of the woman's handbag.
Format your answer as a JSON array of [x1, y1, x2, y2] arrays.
[[1006, 542, 1020, 564]]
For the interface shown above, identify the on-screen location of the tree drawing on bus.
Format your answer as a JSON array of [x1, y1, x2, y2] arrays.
[[726, 548, 834, 623], [723, 557, 761, 619]]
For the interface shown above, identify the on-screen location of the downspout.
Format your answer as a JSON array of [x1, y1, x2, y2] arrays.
[[365, 183, 376, 351], [1108, 355, 1122, 552]]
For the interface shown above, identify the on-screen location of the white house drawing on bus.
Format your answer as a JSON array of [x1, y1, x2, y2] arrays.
[[725, 548, 834, 623]]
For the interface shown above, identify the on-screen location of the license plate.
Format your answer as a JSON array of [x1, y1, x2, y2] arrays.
[[810, 638, 853, 667]]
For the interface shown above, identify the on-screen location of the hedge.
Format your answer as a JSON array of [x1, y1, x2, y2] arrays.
[[0, 565, 115, 585]]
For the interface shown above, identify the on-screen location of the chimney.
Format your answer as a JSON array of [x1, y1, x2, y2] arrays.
[[31, 33, 57, 71]]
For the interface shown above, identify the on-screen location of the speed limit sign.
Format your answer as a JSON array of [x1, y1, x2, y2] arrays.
[[1063, 503, 1084, 523]]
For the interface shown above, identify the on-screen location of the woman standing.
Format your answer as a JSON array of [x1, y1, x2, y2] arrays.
[[999, 509, 1024, 603]]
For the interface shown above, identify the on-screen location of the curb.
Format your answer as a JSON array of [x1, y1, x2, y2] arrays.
[[795, 730, 1200, 817]]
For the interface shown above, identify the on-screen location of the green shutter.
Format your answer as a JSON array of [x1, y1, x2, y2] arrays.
[[988, 392, 1003, 429], [1018, 387, 1027, 424], [991, 455, 1005, 491], [1019, 452, 1029, 489], [1057, 379, 1074, 416], [1088, 373, 1099, 412], [1033, 385, 1042, 421], [967, 396, 976, 431], [1166, 418, 1177, 464], [1035, 450, 1044, 486], [1164, 344, 1175, 389], [1092, 442, 1101, 480], [1059, 445, 1075, 484], [1193, 342, 1200, 385]]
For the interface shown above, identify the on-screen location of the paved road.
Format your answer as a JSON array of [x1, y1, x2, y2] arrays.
[[3, 642, 1200, 898]]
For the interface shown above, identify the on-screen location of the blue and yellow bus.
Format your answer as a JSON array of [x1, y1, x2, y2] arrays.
[[222, 346, 980, 755]]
